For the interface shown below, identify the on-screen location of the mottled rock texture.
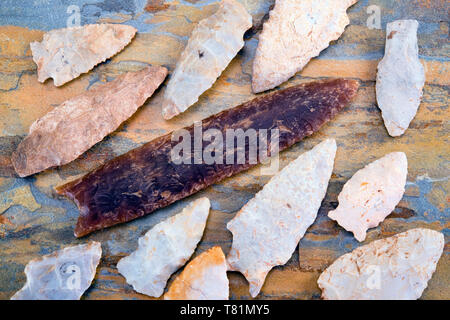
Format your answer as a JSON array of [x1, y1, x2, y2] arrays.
[[165, 246, 228, 300], [318, 228, 444, 300], [252, 0, 359, 93], [56, 79, 359, 237], [161, 0, 252, 119], [227, 139, 336, 297], [11, 242, 101, 300], [12, 66, 168, 177], [328, 152, 407, 242], [117, 198, 210, 297], [31, 24, 137, 86], [376, 20, 425, 137]]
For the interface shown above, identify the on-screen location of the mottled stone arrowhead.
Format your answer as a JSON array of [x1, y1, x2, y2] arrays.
[[117, 197, 210, 297], [164, 246, 228, 300], [11, 242, 101, 300], [161, 0, 252, 119], [11, 65, 167, 177], [227, 139, 337, 297], [328, 152, 407, 242], [318, 228, 444, 300], [376, 20, 425, 137], [30, 24, 137, 86], [252, 0, 359, 93]]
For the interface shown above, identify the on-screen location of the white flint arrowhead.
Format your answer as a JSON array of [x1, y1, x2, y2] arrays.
[[117, 197, 211, 297], [164, 246, 229, 300], [318, 228, 444, 300], [11, 241, 102, 300], [376, 20, 425, 137], [31, 24, 137, 86], [227, 139, 337, 297], [328, 152, 407, 242]]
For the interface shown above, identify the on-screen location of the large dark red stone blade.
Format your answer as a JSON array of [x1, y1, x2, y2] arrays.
[[56, 79, 359, 237]]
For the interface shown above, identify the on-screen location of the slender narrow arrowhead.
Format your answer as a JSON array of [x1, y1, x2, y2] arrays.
[[161, 0, 252, 119]]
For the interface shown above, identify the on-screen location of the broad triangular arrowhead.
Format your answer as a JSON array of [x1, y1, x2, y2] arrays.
[[252, 0, 359, 93], [227, 139, 337, 297], [31, 23, 137, 86], [318, 228, 444, 300]]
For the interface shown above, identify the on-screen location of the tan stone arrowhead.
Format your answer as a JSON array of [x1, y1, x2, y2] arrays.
[[161, 0, 252, 119], [328, 152, 408, 242], [30, 24, 137, 86], [164, 246, 229, 300], [227, 139, 337, 297], [252, 0, 359, 93], [12, 65, 168, 177], [318, 228, 444, 300], [11, 242, 102, 300]]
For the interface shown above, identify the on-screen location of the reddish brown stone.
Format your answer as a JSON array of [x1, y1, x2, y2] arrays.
[[56, 79, 359, 237]]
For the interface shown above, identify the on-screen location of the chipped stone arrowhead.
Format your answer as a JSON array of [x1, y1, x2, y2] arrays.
[[117, 197, 210, 297], [318, 228, 444, 300], [161, 0, 252, 119], [328, 152, 408, 242], [30, 24, 137, 86], [164, 246, 229, 300], [11, 241, 101, 300], [252, 0, 358, 93], [376, 20, 425, 137], [227, 139, 337, 297], [11, 65, 168, 177]]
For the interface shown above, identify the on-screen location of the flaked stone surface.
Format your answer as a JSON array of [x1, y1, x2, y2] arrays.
[[117, 197, 210, 297], [11, 242, 101, 300], [328, 152, 407, 242], [252, 0, 359, 93], [227, 139, 337, 297], [165, 246, 228, 300], [376, 20, 425, 137], [161, 0, 252, 119], [318, 228, 444, 300], [12, 66, 168, 177], [30, 24, 137, 86]]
